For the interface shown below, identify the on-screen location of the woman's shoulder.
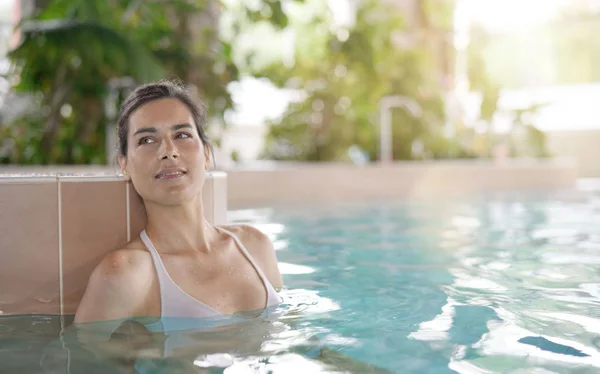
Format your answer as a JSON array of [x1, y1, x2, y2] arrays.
[[218, 224, 284, 290], [219, 224, 269, 241], [86, 243, 153, 291], [218, 224, 274, 257], [75, 243, 155, 323], [98, 246, 153, 273], [93, 239, 155, 280]]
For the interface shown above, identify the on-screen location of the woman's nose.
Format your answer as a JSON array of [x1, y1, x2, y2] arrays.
[[158, 139, 179, 160]]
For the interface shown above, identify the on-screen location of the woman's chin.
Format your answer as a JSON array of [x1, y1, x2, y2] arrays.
[[158, 188, 202, 206], [137, 181, 203, 207]]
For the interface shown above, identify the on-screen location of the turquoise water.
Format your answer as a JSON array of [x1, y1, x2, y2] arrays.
[[2, 187, 600, 373]]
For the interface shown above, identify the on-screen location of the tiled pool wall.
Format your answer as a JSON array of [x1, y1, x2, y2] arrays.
[[0, 159, 579, 315], [0, 172, 226, 316], [225, 160, 579, 209]]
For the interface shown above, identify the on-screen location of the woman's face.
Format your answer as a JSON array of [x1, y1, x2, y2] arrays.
[[119, 98, 210, 206]]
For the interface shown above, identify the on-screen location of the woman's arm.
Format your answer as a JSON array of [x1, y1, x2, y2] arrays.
[[75, 249, 151, 323], [72, 249, 159, 367]]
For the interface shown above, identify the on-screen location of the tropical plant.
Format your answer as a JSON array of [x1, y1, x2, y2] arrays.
[[1, 0, 303, 164], [258, 0, 460, 162], [467, 23, 550, 158]]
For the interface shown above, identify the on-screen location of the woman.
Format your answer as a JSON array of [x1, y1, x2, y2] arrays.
[[75, 80, 283, 329]]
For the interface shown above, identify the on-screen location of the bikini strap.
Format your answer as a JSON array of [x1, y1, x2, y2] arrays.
[[215, 226, 279, 300]]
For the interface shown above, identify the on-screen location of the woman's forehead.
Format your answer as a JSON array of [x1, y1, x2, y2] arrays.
[[129, 98, 195, 131]]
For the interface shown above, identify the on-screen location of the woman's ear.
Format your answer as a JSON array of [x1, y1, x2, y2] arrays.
[[118, 155, 129, 179]]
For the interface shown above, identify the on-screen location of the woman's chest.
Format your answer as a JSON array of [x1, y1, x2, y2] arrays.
[[146, 251, 268, 316]]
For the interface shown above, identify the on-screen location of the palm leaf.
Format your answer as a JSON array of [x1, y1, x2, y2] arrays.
[[10, 19, 164, 84]]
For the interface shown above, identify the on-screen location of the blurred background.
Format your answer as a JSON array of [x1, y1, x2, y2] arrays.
[[0, 0, 599, 176]]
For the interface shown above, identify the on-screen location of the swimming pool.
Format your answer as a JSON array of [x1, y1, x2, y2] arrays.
[[1, 185, 600, 373]]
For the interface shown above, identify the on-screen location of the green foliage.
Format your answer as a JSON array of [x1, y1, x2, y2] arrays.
[[475, 6, 600, 87], [260, 0, 459, 162], [230, 149, 240, 163], [1, 0, 303, 165], [509, 104, 551, 158], [467, 24, 550, 158], [1, 0, 554, 165], [422, 0, 455, 30], [468, 24, 500, 121], [245, 0, 289, 28], [549, 14, 600, 84]]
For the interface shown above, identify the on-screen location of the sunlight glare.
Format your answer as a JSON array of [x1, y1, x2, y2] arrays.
[[463, 0, 570, 33]]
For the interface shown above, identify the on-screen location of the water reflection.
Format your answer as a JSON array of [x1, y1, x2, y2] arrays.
[[31, 287, 391, 373], [417, 190, 600, 372], [3, 189, 600, 373], [278, 263, 316, 275]]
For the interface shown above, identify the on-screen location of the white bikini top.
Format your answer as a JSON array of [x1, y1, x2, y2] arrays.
[[140, 226, 282, 333]]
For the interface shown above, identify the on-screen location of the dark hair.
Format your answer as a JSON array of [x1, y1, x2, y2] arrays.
[[117, 79, 212, 160]]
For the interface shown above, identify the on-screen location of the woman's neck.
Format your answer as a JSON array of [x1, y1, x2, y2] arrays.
[[143, 196, 217, 254]]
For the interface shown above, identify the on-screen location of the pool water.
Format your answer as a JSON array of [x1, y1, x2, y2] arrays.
[[2, 187, 600, 373]]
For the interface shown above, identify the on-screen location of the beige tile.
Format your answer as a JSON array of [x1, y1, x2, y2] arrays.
[[128, 182, 146, 240], [202, 175, 214, 224], [224, 161, 578, 207], [211, 172, 228, 225], [60, 177, 128, 315], [0, 178, 60, 315]]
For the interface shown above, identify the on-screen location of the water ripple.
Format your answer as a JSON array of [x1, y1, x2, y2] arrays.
[[3, 191, 600, 373]]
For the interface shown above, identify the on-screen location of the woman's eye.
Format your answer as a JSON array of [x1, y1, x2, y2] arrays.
[[176, 132, 192, 139]]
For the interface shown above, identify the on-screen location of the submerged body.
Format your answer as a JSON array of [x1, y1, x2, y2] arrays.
[[65, 80, 391, 373]]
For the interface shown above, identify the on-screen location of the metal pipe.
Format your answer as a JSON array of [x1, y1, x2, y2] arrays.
[[378, 95, 423, 164]]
